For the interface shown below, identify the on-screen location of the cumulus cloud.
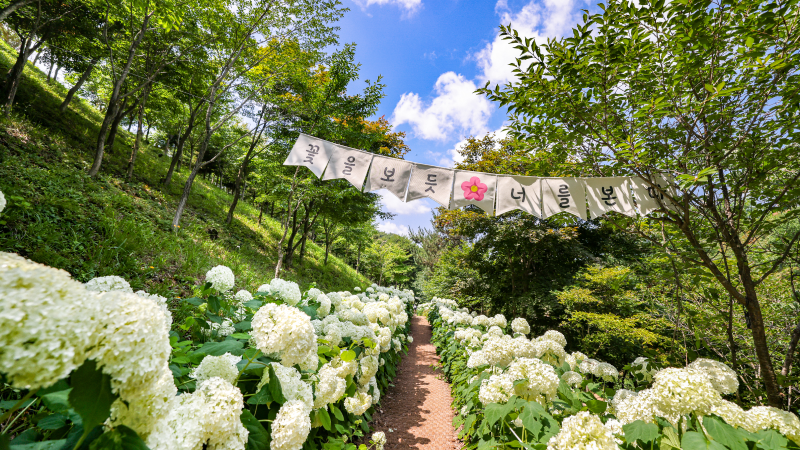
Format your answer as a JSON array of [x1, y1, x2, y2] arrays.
[[352, 0, 422, 16], [392, 72, 494, 142], [377, 222, 411, 236], [475, 0, 584, 85], [378, 190, 432, 215]]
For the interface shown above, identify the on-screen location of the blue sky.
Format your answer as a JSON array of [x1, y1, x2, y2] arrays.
[[335, 0, 594, 235]]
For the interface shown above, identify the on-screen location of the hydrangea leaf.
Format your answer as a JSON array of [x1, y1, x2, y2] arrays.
[[753, 429, 789, 450], [330, 404, 345, 421], [36, 413, 68, 430], [244, 300, 264, 309], [484, 402, 514, 427], [680, 431, 728, 450], [68, 360, 118, 448], [87, 425, 148, 450], [193, 340, 244, 356], [246, 386, 272, 405], [622, 420, 659, 446], [240, 410, 270, 450], [318, 407, 332, 431], [584, 399, 607, 415], [340, 350, 356, 362], [267, 364, 286, 404], [38, 389, 72, 415], [702, 415, 747, 450], [518, 406, 542, 436]]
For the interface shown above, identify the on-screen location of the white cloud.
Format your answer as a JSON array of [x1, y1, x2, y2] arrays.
[[392, 71, 494, 142], [436, 126, 510, 167], [475, 0, 584, 85], [352, 0, 422, 16], [378, 190, 432, 215], [377, 221, 410, 236]]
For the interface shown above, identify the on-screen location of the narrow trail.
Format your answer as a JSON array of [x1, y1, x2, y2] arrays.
[[368, 315, 461, 449]]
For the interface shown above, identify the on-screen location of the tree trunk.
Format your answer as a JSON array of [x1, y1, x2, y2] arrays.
[[126, 85, 150, 181], [284, 207, 302, 268], [0, 0, 36, 22], [88, 14, 150, 177], [46, 60, 54, 82], [172, 124, 211, 228], [782, 321, 800, 377], [164, 102, 203, 186], [105, 99, 133, 152], [2, 36, 40, 112], [52, 65, 61, 82], [60, 59, 96, 111]]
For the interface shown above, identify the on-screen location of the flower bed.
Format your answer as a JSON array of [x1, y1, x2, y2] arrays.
[[418, 297, 800, 450], [0, 252, 414, 450]]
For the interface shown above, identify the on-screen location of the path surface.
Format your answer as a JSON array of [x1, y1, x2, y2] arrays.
[[368, 315, 461, 449]]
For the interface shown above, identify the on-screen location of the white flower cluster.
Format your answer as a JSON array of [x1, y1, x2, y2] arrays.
[[191, 353, 241, 385], [234, 289, 253, 305], [251, 303, 318, 371], [0, 189, 5, 213], [205, 265, 235, 292], [511, 317, 530, 335], [258, 278, 302, 306], [546, 411, 617, 450], [85, 275, 133, 293]]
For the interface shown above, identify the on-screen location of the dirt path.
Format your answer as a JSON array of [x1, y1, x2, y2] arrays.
[[368, 315, 461, 449]]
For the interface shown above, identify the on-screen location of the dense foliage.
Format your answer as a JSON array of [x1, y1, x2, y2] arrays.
[[420, 298, 800, 450]]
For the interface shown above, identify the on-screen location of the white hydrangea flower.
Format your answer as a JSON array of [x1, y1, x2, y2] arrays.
[[372, 431, 387, 450], [467, 350, 489, 369], [578, 358, 600, 375], [147, 377, 248, 450], [746, 406, 800, 443], [258, 363, 313, 409], [593, 362, 619, 381], [190, 353, 241, 385], [271, 400, 311, 450], [615, 389, 657, 425], [358, 355, 380, 386], [313, 362, 347, 409], [265, 278, 302, 305], [649, 368, 721, 424], [610, 389, 637, 414], [205, 265, 235, 292], [0, 253, 98, 389], [85, 275, 133, 293], [344, 391, 373, 415], [472, 315, 490, 327], [482, 336, 515, 367], [542, 330, 567, 347], [135, 290, 172, 330], [326, 292, 343, 308], [546, 411, 616, 450], [460, 404, 471, 416], [687, 358, 738, 395], [317, 294, 332, 318], [533, 338, 567, 367], [202, 319, 235, 338], [306, 288, 323, 302], [511, 317, 530, 335], [0, 189, 5, 213], [233, 289, 253, 305], [359, 376, 381, 405], [479, 372, 515, 404], [710, 399, 752, 430], [506, 357, 559, 405], [562, 371, 583, 387], [251, 303, 318, 371], [407, 336, 413, 344]]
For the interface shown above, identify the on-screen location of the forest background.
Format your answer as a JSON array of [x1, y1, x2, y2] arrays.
[[0, 0, 798, 418]]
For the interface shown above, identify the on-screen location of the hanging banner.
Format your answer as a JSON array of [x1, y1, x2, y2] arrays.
[[496, 176, 541, 216], [630, 175, 678, 215], [541, 177, 587, 220], [321, 145, 374, 190], [406, 164, 454, 207], [363, 155, 414, 200], [450, 171, 497, 215], [283, 133, 334, 177], [584, 177, 635, 218]]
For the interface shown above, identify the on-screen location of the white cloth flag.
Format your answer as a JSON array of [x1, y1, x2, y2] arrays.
[[283, 133, 334, 178], [496, 176, 541, 216], [541, 177, 587, 220], [584, 177, 635, 218], [630, 175, 678, 215], [450, 171, 497, 215], [406, 164, 454, 207], [363, 155, 414, 200], [321, 145, 374, 190]]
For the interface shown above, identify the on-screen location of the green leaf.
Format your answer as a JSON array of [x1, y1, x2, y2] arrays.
[[518, 406, 542, 435], [183, 297, 204, 306], [68, 360, 118, 448], [330, 405, 344, 421], [246, 387, 272, 405], [753, 429, 789, 450], [268, 364, 286, 404], [207, 297, 221, 313], [340, 350, 356, 362], [623, 420, 659, 445], [39, 389, 72, 414], [244, 300, 263, 309], [585, 400, 607, 414], [240, 410, 270, 450], [87, 425, 148, 450], [703, 415, 747, 450], [37, 414, 68, 430], [192, 340, 244, 356], [681, 431, 713, 450], [230, 333, 251, 340], [484, 402, 514, 427], [660, 425, 681, 449], [9, 441, 67, 450], [318, 408, 332, 431]]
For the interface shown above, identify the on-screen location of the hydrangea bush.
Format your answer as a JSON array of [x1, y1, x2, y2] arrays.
[[0, 252, 413, 450], [418, 297, 800, 450]]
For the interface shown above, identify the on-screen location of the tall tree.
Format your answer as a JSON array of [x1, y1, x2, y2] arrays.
[[480, 0, 800, 406]]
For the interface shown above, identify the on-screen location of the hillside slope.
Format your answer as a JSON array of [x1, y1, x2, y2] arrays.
[[0, 42, 370, 295]]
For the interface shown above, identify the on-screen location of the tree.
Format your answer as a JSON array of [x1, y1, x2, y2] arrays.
[[480, 0, 800, 406]]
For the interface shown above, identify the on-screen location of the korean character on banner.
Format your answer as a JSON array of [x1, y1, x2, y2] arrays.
[[630, 175, 679, 215], [405, 164, 454, 207], [450, 171, 498, 215], [496, 176, 541, 216], [283, 133, 334, 178], [541, 177, 587, 220], [583, 177, 636, 218], [321, 145, 374, 190], [363, 155, 414, 201]]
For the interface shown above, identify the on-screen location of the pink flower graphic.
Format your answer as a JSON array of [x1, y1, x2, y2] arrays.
[[461, 176, 487, 201]]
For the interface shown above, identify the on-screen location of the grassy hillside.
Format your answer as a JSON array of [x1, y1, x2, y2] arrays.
[[0, 41, 371, 296]]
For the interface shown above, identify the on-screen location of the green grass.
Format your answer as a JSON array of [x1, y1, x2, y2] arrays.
[[0, 40, 370, 296]]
